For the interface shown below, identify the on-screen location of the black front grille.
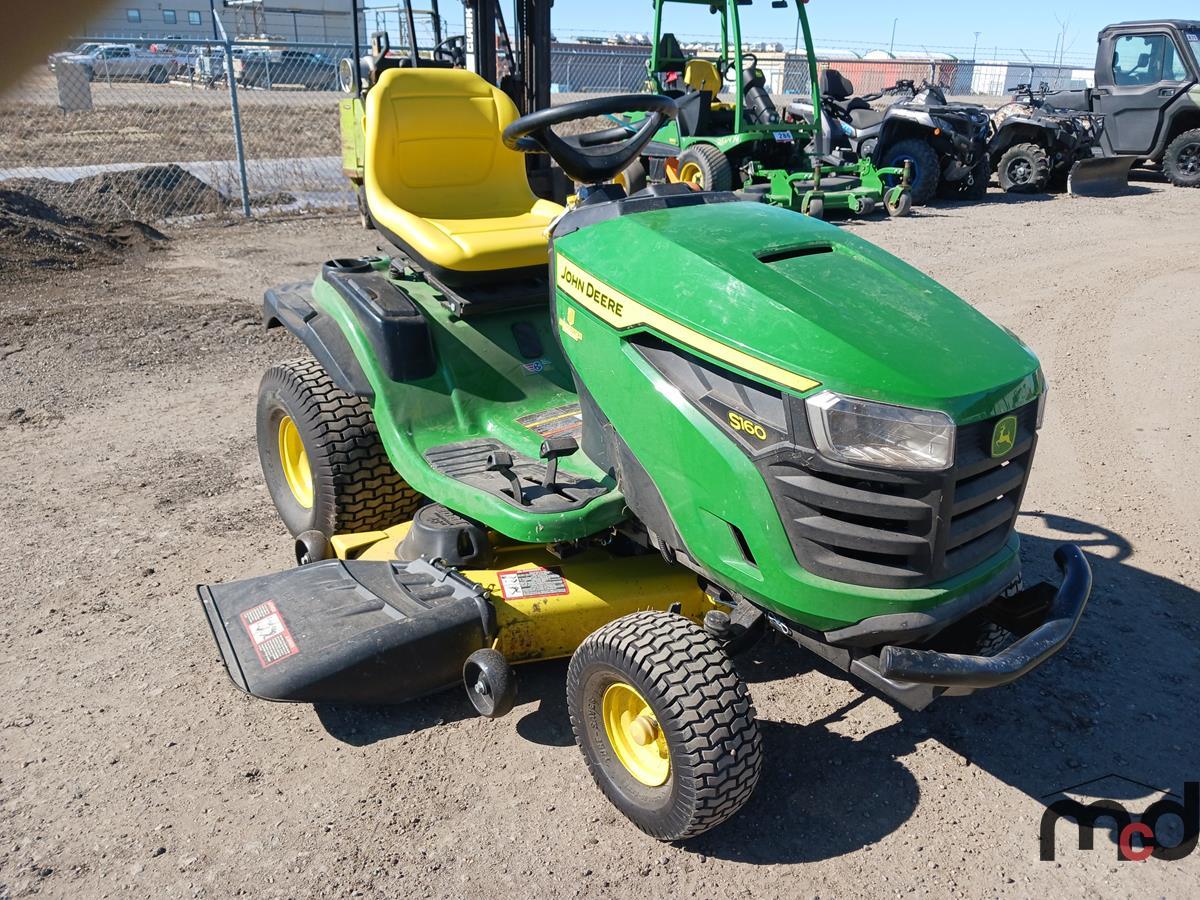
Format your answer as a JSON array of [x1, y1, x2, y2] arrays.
[[764, 402, 1038, 589]]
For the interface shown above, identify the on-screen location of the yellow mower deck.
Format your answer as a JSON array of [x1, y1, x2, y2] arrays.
[[331, 522, 720, 664]]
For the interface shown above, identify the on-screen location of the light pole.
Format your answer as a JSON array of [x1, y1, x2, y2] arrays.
[[972, 31, 980, 61], [889, 18, 898, 55]]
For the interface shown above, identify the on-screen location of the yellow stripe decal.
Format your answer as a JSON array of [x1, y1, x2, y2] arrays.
[[555, 254, 820, 394]]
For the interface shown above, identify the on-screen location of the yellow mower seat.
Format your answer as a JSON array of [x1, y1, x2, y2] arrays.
[[684, 59, 733, 111], [363, 68, 563, 276]]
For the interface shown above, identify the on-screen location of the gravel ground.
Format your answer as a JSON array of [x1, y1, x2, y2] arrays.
[[1, 183, 1198, 898]]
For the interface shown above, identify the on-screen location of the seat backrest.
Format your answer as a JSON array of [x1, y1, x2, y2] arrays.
[[820, 68, 855, 100], [684, 59, 722, 95], [364, 67, 536, 220], [654, 32, 687, 73]]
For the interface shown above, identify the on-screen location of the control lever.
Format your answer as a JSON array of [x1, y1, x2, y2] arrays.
[[539, 436, 579, 493], [486, 450, 527, 506]]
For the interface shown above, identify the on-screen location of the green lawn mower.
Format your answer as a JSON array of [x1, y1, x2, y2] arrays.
[[610, 0, 911, 219], [199, 69, 1091, 841]]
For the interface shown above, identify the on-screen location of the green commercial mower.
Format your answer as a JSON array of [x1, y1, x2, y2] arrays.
[[608, 0, 912, 218], [200, 70, 1091, 840]]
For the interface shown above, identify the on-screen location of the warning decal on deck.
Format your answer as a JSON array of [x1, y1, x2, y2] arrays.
[[516, 403, 583, 440], [497, 567, 569, 600], [240, 599, 299, 668]]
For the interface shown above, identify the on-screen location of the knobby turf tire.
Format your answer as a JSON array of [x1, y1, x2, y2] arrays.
[[677, 144, 733, 192], [997, 142, 1051, 193], [882, 137, 940, 205], [256, 357, 421, 538], [566, 611, 763, 841], [1163, 128, 1200, 188]]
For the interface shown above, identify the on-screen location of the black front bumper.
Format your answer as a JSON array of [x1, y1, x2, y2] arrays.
[[878, 544, 1091, 687], [784, 544, 1091, 710]]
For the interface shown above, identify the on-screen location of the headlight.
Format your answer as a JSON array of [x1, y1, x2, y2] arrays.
[[805, 391, 955, 470]]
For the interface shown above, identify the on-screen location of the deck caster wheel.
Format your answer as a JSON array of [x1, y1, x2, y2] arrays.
[[463, 648, 516, 718], [885, 188, 912, 218], [294, 529, 333, 565], [567, 611, 762, 841], [804, 196, 825, 220], [857, 196, 877, 216]]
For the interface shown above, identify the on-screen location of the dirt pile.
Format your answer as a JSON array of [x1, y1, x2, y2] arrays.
[[6, 164, 228, 221], [0, 189, 166, 272]]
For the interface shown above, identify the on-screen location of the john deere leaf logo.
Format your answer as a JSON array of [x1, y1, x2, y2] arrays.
[[991, 415, 1018, 458]]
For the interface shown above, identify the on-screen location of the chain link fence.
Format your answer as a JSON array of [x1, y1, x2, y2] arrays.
[[1, 28, 1096, 228], [2, 31, 353, 225]]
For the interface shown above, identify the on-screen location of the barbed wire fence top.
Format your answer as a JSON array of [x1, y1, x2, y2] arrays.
[[1, 9, 1096, 227]]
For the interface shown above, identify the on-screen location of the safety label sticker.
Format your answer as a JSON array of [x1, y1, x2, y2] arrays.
[[240, 599, 299, 668], [497, 567, 569, 600], [516, 403, 583, 440]]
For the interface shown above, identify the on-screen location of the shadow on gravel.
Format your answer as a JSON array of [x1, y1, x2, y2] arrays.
[[313, 694, 477, 746], [691, 512, 1199, 863]]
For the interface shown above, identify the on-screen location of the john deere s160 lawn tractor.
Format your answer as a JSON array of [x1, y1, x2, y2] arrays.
[[609, 0, 911, 219], [199, 69, 1091, 840]]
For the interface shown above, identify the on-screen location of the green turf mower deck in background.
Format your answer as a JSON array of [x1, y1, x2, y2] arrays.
[[200, 71, 1091, 842], [611, 0, 912, 218]]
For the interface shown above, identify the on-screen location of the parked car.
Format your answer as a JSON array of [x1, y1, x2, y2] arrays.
[[47, 42, 103, 71], [234, 49, 341, 90], [61, 44, 185, 83]]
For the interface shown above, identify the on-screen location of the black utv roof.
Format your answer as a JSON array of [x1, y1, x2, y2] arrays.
[[1102, 20, 1200, 36]]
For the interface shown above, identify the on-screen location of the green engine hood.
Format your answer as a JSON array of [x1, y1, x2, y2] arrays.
[[556, 202, 1040, 422]]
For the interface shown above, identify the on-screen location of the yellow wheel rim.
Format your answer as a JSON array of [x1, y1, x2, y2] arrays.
[[678, 161, 704, 187], [602, 682, 670, 787], [277, 415, 314, 509]]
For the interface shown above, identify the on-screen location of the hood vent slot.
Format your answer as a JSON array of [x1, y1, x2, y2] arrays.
[[757, 245, 834, 265]]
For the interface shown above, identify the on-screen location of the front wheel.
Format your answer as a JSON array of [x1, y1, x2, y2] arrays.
[[997, 142, 1050, 193], [567, 611, 763, 841], [256, 358, 422, 538], [880, 137, 939, 205], [676, 144, 733, 192], [1163, 128, 1200, 188]]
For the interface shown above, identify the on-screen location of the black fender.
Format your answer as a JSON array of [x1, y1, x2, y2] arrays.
[[987, 119, 1050, 161], [263, 282, 375, 400]]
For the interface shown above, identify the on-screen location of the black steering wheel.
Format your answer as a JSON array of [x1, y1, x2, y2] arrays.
[[434, 35, 466, 67], [502, 94, 677, 185]]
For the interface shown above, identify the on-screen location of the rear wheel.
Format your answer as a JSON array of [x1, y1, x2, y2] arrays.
[[881, 138, 939, 205], [676, 144, 733, 192], [148, 65, 167, 84], [567, 611, 762, 841], [1163, 128, 1200, 188], [256, 358, 421, 538], [997, 143, 1050, 193]]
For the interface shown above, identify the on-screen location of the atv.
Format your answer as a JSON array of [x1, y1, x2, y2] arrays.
[[988, 82, 1107, 193], [200, 70, 1091, 841], [615, 0, 911, 219], [790, 72, 992, 205]]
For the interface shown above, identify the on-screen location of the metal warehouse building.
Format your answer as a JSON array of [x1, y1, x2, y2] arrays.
[[82, 0, 355, 42]]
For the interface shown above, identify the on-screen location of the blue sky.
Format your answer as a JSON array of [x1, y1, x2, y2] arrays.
[[539, 1, 1196, 64]]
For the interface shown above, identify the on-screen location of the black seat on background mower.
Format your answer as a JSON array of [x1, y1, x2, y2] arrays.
[[820, 68, 855, 101], [848, 106, 885, 129], [821, 68, 874, 115]]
